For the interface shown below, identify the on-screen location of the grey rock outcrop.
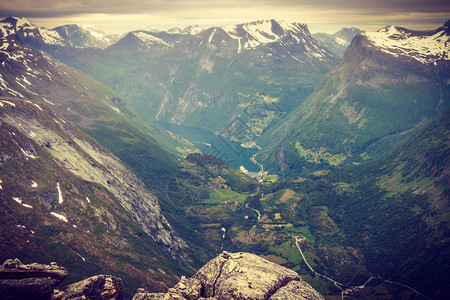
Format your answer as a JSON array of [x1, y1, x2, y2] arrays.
[[0, 259, 68, 300], [133, 252, 324, 300], [269, 280, 324, 300], [52, 275, 123, 300]]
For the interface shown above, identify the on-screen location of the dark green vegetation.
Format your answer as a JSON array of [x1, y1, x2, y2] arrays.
[[171, 110, 448, 299], [162, 153, 258, 254]]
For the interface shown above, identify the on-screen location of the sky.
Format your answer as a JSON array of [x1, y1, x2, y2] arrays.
[[0, 0, 449, 34]]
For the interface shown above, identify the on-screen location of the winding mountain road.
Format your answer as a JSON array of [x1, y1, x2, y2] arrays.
[[293, 236, 431, 300], [294, 237, 345, 299], [245, 202, 261, 224]]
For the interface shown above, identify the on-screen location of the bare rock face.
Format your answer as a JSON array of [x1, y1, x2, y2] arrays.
[[269, 280, 324, 300], [0, 259, 68, 300], [133, 252, 324, 300], [52, 275, 123, 300], [132, 290, 165, 300]]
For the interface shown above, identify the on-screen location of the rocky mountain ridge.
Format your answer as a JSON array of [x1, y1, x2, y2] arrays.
[[362, 20, 450, 64], [313, 27, 363, 57], [107, 19, 337, 63], [53, 24, 120, 49], [0, 17, 119, 50], [1, 253, 324, 300], [0, 16, 69, 52]]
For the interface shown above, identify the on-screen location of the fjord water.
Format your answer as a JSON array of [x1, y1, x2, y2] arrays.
[[156, 121, 259, 172]]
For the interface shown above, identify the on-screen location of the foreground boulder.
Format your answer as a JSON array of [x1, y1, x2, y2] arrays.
[[133, 252, 324, 300], [52, 275, 123, 300], [0, 259, 68, 300]]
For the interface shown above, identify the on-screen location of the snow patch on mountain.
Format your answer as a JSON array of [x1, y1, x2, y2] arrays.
[[56, 182, 64, 204], [168, 25, 203, 35], [82, 24, 119, 45], [0, 17, 68, 47], [222, 19, 327, 59], [38, 28, 67, 46], [13, 17, 32, 29], [13, 197, 22, 204], [21, 148, 36, 159], [51, 212, 68, 222], [364, 26, 450, 64], [133, 31, 174, 47], [12, 196, 33, 208]]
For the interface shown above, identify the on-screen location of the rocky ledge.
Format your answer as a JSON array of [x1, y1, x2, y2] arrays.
[[0, 259, 68, 300], [1, 253, 323, 300], [0, 259, 122, 300], [133, 251, 324, 300]]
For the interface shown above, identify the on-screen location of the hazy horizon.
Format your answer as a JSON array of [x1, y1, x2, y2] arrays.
[[0, 0, 448, 34]]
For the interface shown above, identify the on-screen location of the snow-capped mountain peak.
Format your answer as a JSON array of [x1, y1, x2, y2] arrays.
[[0, 16, 68, 47], [132, 31, 174, 48], [364, 22, 450, 64], [82, 24, 105, 39], [82, 24, 119, 44], [313, 27, 363, 57], [167, 25, 203, 35], [52, 24, 120, 49], [4, 16, 34, 28], [0, 16, 34, 37], [221, 19, 310, 51]]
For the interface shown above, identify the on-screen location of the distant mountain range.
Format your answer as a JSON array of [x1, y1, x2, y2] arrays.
[[64, 19, 340, 143], [0, 18, 341, 141], [53, 24, 121, 49], [313, 27, 363, 57]]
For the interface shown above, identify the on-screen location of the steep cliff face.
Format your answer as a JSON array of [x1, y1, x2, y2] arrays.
[[0, 97, 186, 255], [0, 97, 190, 295]]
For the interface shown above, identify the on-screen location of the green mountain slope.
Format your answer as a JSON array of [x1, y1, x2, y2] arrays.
[[0, 98, 192, 297], [0, 35, 196, 194], [257, 21, 450, 175], [236, 109, 449, 298]]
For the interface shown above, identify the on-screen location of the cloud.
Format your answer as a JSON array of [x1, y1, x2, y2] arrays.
[[1, 0, 448, 33], [2, 0, 448, 18]]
